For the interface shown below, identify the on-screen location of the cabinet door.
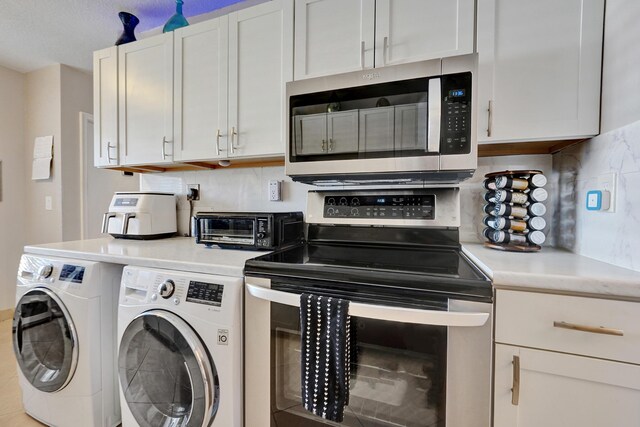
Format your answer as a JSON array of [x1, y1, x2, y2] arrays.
[[327, 111, 359, 154], [477, 0, 604, 143], [174, 17, 229, 162], [93, 47, 119, 167], [359, 107, 395, 152], [228, 0, 293, 158], [294, 113, 326, 155], [118, 33, 174, 166], [495, 344, 640, 427], [375, 0, 474, 67], [294, 0, 375, 80]]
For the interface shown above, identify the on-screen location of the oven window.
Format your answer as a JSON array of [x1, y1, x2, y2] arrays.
[[271, 304, 446, 427], [199, 218, 255, 243]]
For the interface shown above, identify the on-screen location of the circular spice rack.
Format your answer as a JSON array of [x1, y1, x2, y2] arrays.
[[482, 169, 548, 253]]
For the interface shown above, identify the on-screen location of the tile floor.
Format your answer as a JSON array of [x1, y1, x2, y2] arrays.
[[0, 319, 45, 426]]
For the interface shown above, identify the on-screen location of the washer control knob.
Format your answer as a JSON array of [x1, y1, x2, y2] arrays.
[[158, 280, 175, 299], [173, 298, 180, 305], [38, 264, 54, 279]]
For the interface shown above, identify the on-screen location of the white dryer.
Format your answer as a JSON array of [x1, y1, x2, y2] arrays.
[[117, 266, 243, 427], [13, 254, 122, 427]]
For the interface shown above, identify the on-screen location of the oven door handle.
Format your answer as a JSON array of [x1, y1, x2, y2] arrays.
[[246, 284, 489, 327]]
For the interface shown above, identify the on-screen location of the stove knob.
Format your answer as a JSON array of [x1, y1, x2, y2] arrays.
[[327, 207, 335, 216], [256, 232, 266, 239], [158, 279, 175, 299], [38, 264, 54, 279], [327, 198, 336, 206], [351, 208, 359, 216], [339, 197, 348, 206], [351, 198, 360, 206]]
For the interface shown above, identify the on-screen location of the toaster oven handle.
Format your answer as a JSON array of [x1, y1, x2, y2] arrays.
[[101, 212, 117, 234], [121, 213, 136, 235], [246, 283, 489, 327], [427, 78, 441, 153]]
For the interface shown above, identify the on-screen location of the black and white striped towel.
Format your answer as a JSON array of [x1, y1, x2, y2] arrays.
[[300, 294, 351, 423]]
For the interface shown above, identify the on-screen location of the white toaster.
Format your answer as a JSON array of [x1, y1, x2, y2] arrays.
[[102, 192, 177, 239]]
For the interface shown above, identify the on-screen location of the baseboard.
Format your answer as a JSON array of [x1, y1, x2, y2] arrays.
[[0, 308, 14, 322]]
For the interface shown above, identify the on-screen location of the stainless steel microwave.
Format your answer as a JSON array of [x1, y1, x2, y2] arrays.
[[285, 55, 478, 185]]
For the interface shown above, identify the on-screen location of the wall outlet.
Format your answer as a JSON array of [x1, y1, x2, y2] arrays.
[[268, 180, 282, 201], [187, 184, 200, 201]]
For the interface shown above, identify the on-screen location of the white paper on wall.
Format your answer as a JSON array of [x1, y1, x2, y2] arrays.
[[32, 136, 53, 180]]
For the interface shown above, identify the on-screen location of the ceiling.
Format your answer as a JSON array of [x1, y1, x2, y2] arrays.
[[0, 0, 250, 73]]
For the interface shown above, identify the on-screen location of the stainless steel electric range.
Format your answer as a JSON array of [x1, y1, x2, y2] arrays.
[[244, 188, 493, 427]]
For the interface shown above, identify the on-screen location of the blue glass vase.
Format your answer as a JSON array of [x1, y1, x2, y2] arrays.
[[115, 12, 139, 46], [163, 0, 189, 33]]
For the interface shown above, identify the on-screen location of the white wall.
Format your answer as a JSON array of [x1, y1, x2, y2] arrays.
[[600, 0, 640, 133], [551, 0, 640, 272], [0, 66, 26, 310], [24, 64, 63, 245]]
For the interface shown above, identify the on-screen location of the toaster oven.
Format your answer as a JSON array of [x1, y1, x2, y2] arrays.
[[194, 212, 304, 250]]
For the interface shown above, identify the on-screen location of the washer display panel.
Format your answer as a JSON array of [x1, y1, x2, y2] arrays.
[[12, 288, 78, 393], [118, 310, 219, 427]]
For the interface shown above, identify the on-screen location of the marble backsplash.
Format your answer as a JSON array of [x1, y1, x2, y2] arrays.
[[141, 154, 555, 243], [553, 119, 640, 272]]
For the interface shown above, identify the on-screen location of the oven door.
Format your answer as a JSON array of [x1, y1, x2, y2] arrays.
[[245, 277, 492, 427], [196, 216, 257, 246]]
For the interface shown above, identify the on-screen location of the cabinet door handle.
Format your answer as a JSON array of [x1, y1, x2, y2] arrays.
[[162, 136, 172, 159], [382, 36, 388, 66], [487, 100, 493, 137], [553, 321, 624, 336], [215, 129, 223, 156], [328, 138, 334, 152], [361, 41, 366, 69], [511, 355, 520, 406], [321, 139, 326, 152], [230, 127, 238, 154], [107, 142, 117, 163]]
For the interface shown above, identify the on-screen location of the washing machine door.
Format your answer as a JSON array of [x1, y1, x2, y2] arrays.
[[12, 287, 79, 393], [118, 310, 219, 427]]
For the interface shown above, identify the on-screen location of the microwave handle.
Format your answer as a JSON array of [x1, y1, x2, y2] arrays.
[[246, 283, 489, 327], [427, 78, 441, 153]]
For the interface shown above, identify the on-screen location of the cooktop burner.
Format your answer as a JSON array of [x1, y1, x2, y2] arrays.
[[244, 189, 492, 305]]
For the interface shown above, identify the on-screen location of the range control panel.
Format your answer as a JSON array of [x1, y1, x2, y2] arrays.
[[186, 281, 224, 306], [323, 195, 435, 219]]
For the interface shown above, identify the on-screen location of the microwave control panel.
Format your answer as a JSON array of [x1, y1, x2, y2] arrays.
[[440, 72, 472, 155], [324, 195, 435, 219]]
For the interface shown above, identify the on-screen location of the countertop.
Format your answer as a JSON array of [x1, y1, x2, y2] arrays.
[[24, 237, 640, 299], [24, 237, 263, 278], [462, 242, 640, 299]]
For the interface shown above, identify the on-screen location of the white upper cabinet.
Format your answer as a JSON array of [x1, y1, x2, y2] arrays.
[[93, 46, 119, 167], [118, 33, 174, 166], [477, 0, 605, 143], [228, 0, 293, 158], [374, 0, 474, 67], [294, 0, 474, 80], [174, 17, 229, 162], [294, 0, 375, 80]]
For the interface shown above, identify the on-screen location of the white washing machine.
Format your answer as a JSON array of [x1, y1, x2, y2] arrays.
[[13, 254, 122, 427], [117, 266, 243, 427]]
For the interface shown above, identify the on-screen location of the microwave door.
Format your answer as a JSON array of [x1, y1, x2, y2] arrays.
[[427, 77, 442, 153]]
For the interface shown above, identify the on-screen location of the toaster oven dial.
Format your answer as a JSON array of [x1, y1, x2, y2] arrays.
[[158, 280, 175, 299]]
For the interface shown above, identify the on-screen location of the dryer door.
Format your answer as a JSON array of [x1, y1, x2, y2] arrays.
[[12, 288, 79, 392], [118, 310, 219, 427]]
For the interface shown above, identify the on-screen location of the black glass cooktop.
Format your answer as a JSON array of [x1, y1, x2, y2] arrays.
[[245, 241, 492, 304]]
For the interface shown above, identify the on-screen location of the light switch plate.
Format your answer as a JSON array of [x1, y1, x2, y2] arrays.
[[597, 172, 616, 213]]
